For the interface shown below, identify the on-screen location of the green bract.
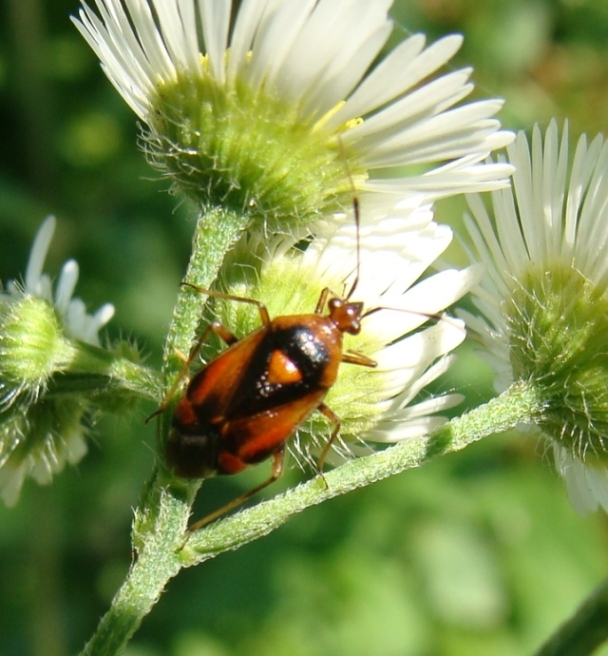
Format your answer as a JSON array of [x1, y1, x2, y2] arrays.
[[507, 262, 608, 463], [0, 296, 74, 399], [146, 72, 361, 233]]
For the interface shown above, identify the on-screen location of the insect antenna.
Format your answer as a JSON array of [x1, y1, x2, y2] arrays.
[[336, 136, 362, 302], [360, 304, 465, 337], [345, 195, 362, 301]]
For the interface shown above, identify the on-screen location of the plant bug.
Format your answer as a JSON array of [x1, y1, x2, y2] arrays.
[[156, 197, 382, 530]]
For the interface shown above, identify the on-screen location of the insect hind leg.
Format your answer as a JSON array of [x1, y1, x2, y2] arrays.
[[188, 447, 286, 532]]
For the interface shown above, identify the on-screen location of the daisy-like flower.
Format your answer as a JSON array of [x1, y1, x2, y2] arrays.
[[190, 195, 477, 470], [0, 217, 115, 505], [0, 216, 115, 406], [463, 121, 608, 514], [73, 0, 513, 234], [6, 217, 115, 346]]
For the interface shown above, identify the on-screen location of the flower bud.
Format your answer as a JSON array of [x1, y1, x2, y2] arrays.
[[0, 216, 156, 506], [507, 264, 608, 463], [0, 295, 74, 405]]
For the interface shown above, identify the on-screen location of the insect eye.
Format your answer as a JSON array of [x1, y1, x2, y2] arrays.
[[347, 320, 361, 336]]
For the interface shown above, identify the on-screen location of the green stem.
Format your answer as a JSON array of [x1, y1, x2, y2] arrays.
[[162, 206, 251, 378], [78, 380, 544, 655], [183, 379, 543, 558], [77, 207, 250, 656], [78, 469, 195, 656], [157, 204, 252, 519], [533, 577, 608, 656], [46, 358, 159, 401]]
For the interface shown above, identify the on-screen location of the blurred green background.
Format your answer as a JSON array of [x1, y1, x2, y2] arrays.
[[2, 0, 608, 654]]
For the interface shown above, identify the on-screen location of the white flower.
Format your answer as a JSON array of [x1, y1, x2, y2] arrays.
[[73, 0, 513, 225], [5, 216, 114, 345], [0, 217, 115, 506], [218, 195, 477, 465], [463, 121, 608, 514]]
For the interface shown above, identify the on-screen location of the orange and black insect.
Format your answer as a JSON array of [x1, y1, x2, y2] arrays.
[[157, 198, 377, 529]]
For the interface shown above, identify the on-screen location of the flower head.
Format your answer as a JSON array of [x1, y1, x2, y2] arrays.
[[463, 121, 608, 514], [0, 217, 115, 505], [6, 216, 115, 346], [73, 0, 513, 233], [1, 217, 115, 406], [202, 195, 476, 466]]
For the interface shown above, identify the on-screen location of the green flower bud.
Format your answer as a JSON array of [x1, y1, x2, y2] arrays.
[[0, 217, 158, 505], [145, 73, 356, 234], [0, 296, 75, 404]]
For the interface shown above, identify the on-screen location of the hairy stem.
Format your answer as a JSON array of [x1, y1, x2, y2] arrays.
[[162, 206, 251, 379], [183, 380, 543, 558], [78, 381, 544, 655], [78, 469, 194, 656], [77, 207, 250, 656]]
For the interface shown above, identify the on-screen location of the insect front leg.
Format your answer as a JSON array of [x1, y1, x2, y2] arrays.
[[181, 282, 271, 326], [342, 350, 377, 368], [188, 447, 286, 532]]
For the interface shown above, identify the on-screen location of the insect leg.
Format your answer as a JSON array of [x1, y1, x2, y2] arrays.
[[188, 447, 286, 532], [147, 286, 272, 423], [181, 282, 271, 325], [342, 350, 377, 368], [313, 352, 377, 469], [145, 322, 225, 422], [315, 403, 341, 474]]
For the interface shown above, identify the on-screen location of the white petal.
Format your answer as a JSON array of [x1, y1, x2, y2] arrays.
[[368, 415, 449, 442], [55, 260, 80, 315], [86, 303, 116, 343], [228, 0, 274, 80], [345, 70, 475, 146], [327, 34, 463, 130], [365, 159, 515, 198], [554, 445, 601, 514], [148, 0, 201, 74], [247, 0, 316, 94], [199, 0, 231, 83], [25, 216, 56, 295], [279, 0, 392, 117]]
